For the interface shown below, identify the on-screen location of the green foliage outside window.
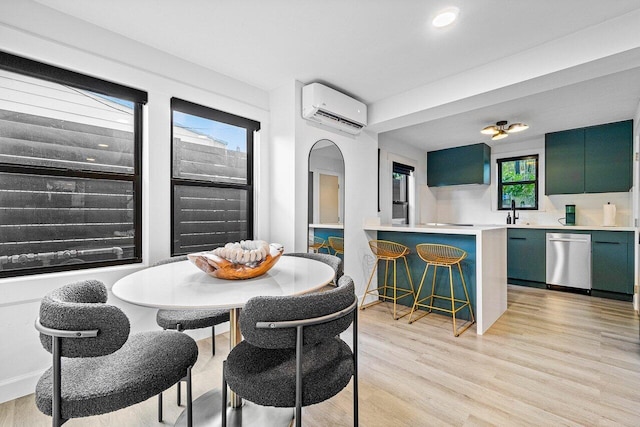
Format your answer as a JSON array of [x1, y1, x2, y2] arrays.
[[498, 156, 538, 209]]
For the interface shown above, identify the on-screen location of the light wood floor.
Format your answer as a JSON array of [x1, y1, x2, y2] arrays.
[[1, 285, 639, 427]]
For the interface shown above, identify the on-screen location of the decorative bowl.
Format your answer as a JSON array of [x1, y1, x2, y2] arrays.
[[187, 241, 284, 280]]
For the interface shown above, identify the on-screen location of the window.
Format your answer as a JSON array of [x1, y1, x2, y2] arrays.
[[0, 51, 146, 277], [497, 155, 538, 210], [171, 98, 260, 255], [392, 162, 414, 225]]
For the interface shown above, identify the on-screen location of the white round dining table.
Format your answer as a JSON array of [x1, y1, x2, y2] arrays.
[[111, 255, 336, 427]]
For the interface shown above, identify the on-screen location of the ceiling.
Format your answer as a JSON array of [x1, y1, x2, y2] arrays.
[[34, 0, 640, 151], [386, 67, 640, 151]]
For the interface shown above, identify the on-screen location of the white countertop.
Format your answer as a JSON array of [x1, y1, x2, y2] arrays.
[[507, 224, 636, 232], [363, 223, 505, 235], [309, 223, 344, 229], [364, 223, 636, 234]]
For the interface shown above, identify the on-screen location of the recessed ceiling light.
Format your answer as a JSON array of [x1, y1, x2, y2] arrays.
[[432, 7, 459, 28]]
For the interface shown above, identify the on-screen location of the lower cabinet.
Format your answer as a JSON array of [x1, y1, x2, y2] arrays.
[[507, 228, 634, 297], [591, 231, 634, 294], [507, 229, 546, 283]]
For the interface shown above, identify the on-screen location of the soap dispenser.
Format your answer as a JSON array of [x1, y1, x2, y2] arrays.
[[507, 212, 512, 224]]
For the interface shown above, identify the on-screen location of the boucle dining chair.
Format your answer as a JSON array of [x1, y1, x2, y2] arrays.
[[282, 252, 344, 284], [221, 276, 358, 427], [153, 255, 230, 405], [35, 279, 198, 427]]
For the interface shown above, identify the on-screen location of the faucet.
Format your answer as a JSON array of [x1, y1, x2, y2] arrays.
[[511, 200, 519, 225]]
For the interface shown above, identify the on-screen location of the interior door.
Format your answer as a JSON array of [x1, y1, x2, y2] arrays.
[[319, 173, 339, 223]]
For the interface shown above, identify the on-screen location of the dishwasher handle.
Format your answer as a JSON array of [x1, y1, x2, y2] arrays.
[[547, 237, 590, 243]]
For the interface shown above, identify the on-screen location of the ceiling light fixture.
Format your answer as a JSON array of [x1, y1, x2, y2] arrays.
[[432, 7, 459, 28], [481, 120, 529, 140]]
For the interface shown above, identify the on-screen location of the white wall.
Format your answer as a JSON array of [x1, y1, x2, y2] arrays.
[[270, 80, 379, 297], [378, 137, 431, 225], [0, 2, 270, 403], [427, 136, 633, 227], [267, 82, 297, 251]]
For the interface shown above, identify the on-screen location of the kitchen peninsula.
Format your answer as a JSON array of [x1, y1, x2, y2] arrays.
[[363, 224, 507, 334]]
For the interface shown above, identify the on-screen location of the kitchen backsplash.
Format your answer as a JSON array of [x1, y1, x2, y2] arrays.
[[426, 185, 633, 227]]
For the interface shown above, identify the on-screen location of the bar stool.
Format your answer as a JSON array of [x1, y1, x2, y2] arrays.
[[309, 236, 330, 254], [408, 243, 475, 336], [328, 236, 344, 257], [360, 240, 415, 320]]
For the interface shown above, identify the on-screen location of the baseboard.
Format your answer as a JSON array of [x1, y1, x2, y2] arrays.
[[507, 279, 547, 289], [591, 289, 633, 302], [0, 370, 42, 404]]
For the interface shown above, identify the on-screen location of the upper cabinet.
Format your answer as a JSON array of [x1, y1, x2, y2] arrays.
[[545, 129, 585, 194], [584, 121, 632, 193], [545, 120, 632, 195], [427, 143, 491, 187]]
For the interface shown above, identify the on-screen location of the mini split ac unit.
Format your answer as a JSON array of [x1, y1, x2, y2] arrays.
[[302, 83, 367, 135]]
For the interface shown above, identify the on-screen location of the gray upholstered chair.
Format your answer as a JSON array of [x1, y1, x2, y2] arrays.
[[336, 273, 351, 287], [222, 276, 358, 427], [282, 252, 344, 284], [153, 255, 230, 405], [35, 279, 198, 427]]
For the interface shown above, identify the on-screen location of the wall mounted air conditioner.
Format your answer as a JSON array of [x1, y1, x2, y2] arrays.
[[302, 83, 367, 135]]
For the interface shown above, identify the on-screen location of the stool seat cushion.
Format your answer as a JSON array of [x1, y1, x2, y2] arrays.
[[35, 330, 198, 419], [156, 309, 230, 330], [224, 337, 354, 408]]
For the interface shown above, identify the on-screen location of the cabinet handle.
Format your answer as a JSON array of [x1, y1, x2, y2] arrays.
[[508, 237, 526, 240], [593, 241, 620, 244]]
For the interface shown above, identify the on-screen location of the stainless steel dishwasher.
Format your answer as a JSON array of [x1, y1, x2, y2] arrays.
[[546, 233, 591, 291]]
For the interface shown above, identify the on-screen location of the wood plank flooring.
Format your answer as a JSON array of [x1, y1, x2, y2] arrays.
[[1, 285, 639, 426]]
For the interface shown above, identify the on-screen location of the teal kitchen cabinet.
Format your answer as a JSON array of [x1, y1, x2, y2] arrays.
[[427, 143, 490, 187], [508, 228, 634, 298], [545, 120, 632, 195], [507, 228, 546, 283], [584, 121, 632, 193], [545, 129, 584, 195], [591, 231, 634, 295]]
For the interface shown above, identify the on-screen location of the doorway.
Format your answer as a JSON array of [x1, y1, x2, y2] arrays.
[[392, 162, 414, 225], [319, 173, 339, 223]]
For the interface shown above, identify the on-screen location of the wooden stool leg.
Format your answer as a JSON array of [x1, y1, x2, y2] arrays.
[[449, 265, 458, 336], [390, 257, 415, 320], [452, 262, 475, 337], [383, 259, 390, 290], [430, 265, 438, 309], [458, 262, 475, 324], [392, 259, 398, 319], [409, 263, 430, 323], [360, 257, 380, 310], [402, 255, 415, 294]]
